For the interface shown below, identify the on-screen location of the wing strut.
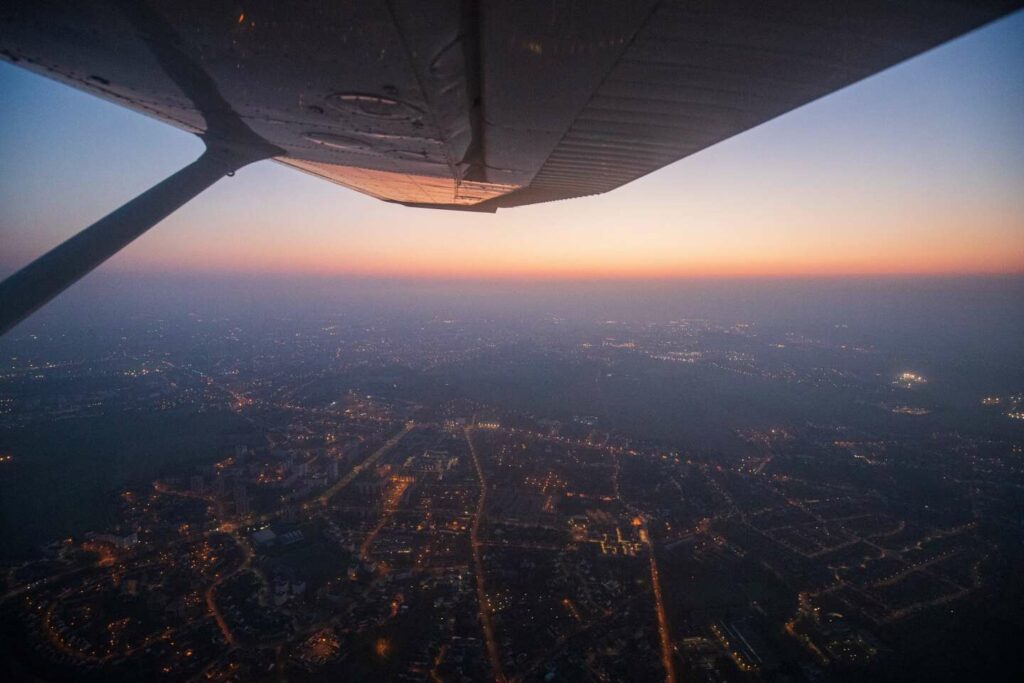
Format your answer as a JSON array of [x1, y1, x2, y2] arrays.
[[0, 143, 263, 335]]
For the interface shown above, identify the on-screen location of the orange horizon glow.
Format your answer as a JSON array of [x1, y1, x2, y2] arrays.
[[3, 14, 1023, 285], [105, 254, 1024, 281], [96, 199, 1023, 281], [7, 185, 1023, 281]]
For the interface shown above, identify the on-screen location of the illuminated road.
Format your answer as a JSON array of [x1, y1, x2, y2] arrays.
[[40, 593, 174, 664], [464, 428, 506, 683], [205, 530, 255, 647], [645, 528, 677, 683], [152, 479, 227, 520], [360, 475, 414, 561], [614, 454, 677, 683], [317, 422, 415, 506], [205, 582, 235, 647]]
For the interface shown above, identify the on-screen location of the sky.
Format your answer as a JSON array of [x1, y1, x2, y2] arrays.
[[1, 11, 1023, 281]]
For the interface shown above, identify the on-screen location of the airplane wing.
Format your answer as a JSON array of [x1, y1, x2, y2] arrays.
[[3, 0, 1020, 213], [1, 1, 1020, 335]]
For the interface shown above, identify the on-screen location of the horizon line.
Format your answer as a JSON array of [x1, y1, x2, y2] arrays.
[[2, 266, 1021, 285]]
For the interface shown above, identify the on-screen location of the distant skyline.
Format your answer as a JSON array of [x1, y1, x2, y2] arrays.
[[1, 11, 1022, 280]]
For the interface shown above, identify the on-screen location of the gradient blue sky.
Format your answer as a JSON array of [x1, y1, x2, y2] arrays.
[[1, 11, 1022, 279]]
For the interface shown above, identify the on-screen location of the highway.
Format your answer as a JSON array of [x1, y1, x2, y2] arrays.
[[614, 454, 677, 683], [317, 421, 415, 506], [645, 528, 677, 683], [465, 428, 506, 683]]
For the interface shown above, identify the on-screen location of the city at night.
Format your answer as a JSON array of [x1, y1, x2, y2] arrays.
[[1, 2, 1023, 682]]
